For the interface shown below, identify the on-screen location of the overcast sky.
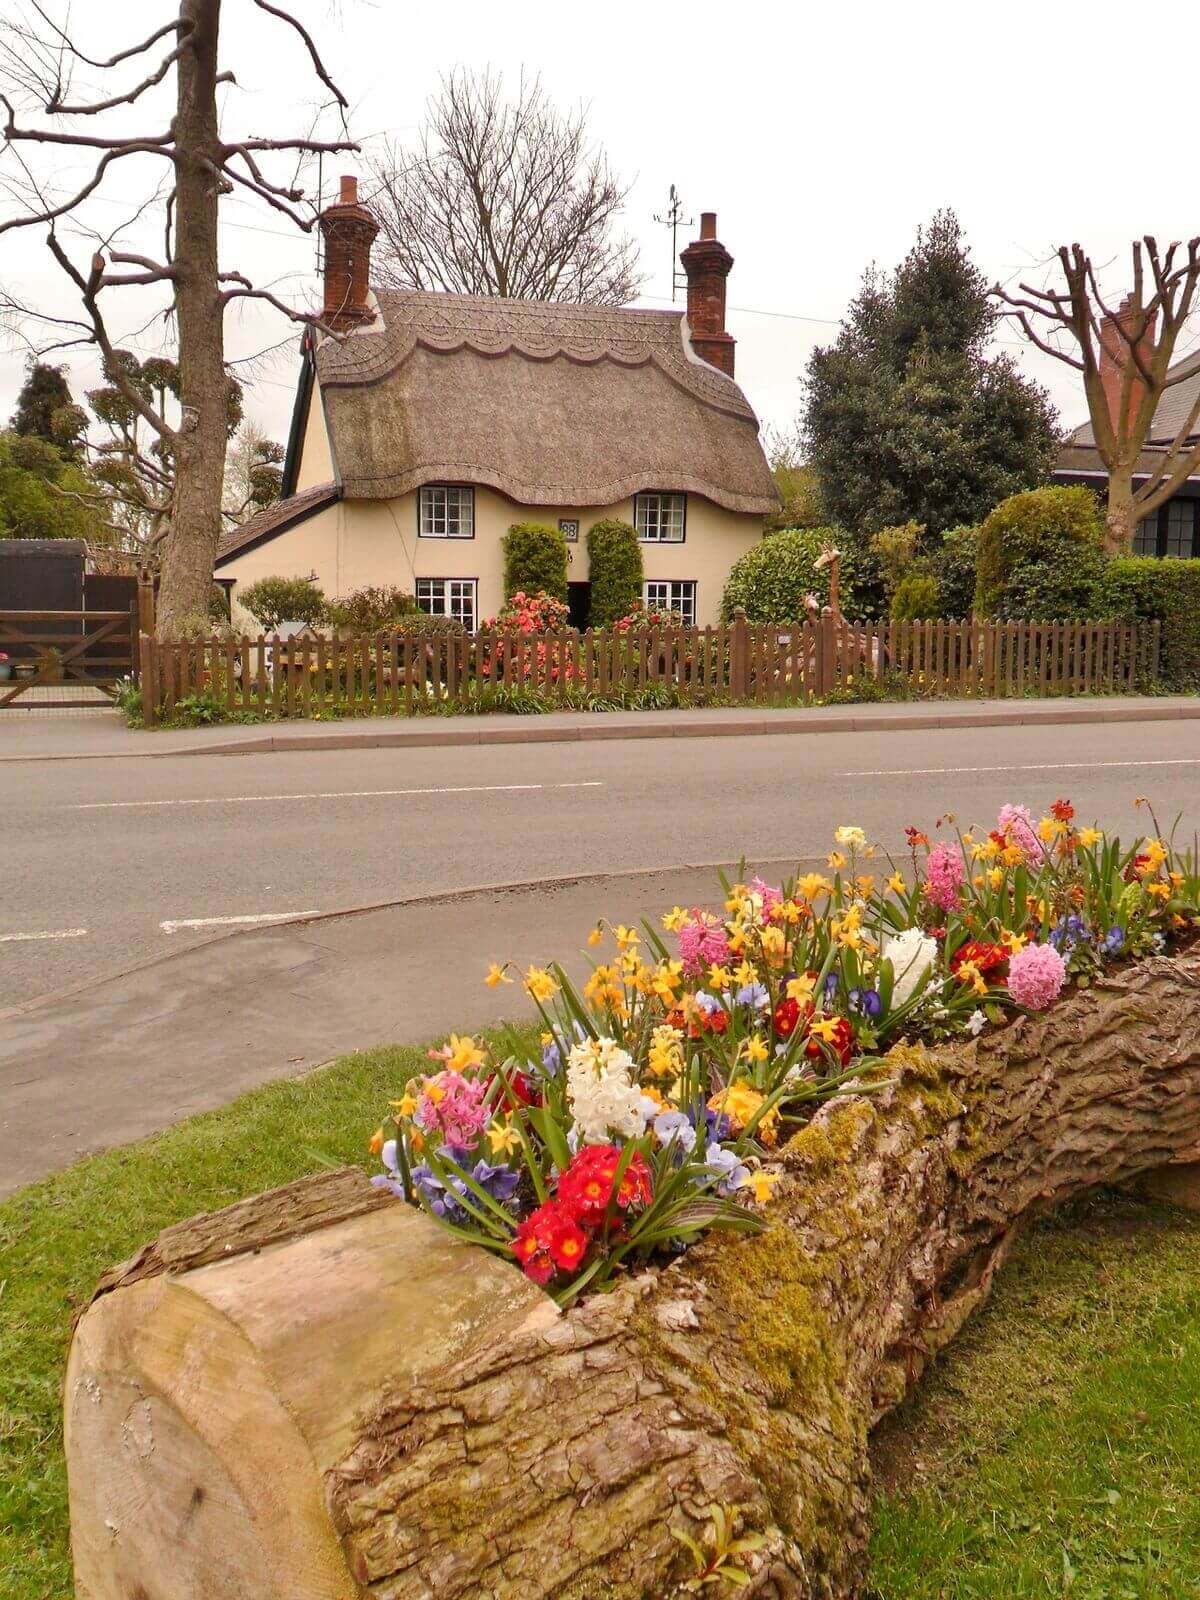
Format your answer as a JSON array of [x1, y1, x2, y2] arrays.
[[2, 0, 1197, 456]]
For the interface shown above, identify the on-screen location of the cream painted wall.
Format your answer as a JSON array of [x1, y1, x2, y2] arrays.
[[292, 391, 336, 492], [218, 487, 762, 627]]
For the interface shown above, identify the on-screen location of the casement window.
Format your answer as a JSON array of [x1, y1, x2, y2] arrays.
[[644, 579, 696, 626], [1133, 500, 1198, 558], [418, 484, 474, 539], [416, 578, 477, 631], [634, 491, 686, 542]]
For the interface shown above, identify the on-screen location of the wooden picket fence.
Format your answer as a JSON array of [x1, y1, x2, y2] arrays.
[[138, 612, 1162, 727]]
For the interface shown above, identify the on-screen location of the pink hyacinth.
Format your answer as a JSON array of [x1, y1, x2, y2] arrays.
[[925, 841, 965, 912], [678, 912, 730, 975], [750, 875, 783, 912], [1007, 942, 1066, 1010], [416, 1071, 490, 1149], [997, 803, 1046, 864]]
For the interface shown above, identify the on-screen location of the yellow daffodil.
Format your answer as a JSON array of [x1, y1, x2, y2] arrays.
[[987, 867, 1004, 890], [1146, 881, 1171, 901], [648, 1024, 684, 1079], [485, 962, 513, 988], [733, 959, 759, 986], [1078, 827, 1103, 848], [523, 966, 558, 1003], [887, 871, 906, 895], [392, 1089, 419, 1117], [787, 973, 816, 1003], [1037, 815, 1067, 844], [748, 1170, 779, 1205], [651, 960, 684, 1002], [487, 1120, 521, 1157], [708, 1083, 779, 1145], [961, 830, 975, 847], [369, 1126, 384, 1156], [613, 924, 640, 951], [744, 1035, 769, 1064], [760, 925, 787, 963], [709, 963, 733, 989], [796, 873, 833, 902], [827, 850, 848, 871], [973, 872, 985, 888], [807, 1016, 843, 1043], [956, 959, 989, 997], [661, 906, 689, 933], [778, 898, 803, 925], [1002, 843, 1024, 868], [855, 874, 876, 897], [1001, 930, 1027, 955], [445, 1033, 486, 1072], [587, 925, 604, 947]]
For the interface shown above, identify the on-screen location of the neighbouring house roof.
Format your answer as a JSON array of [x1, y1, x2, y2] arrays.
[[215, 480, 340, 567], [312, 290, 780, 516], [1055, 349, 1200, 483]]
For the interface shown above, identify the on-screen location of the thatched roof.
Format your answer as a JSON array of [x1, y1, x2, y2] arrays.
[[216, 481, 340, 566], [313, 291, 779, 516]]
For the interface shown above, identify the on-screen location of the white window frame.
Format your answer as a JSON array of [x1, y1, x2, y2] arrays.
[[416, 578, 477, 631], [634, 492, 686, 543], [643, 579, 696, 626], [418, 484, 474, 539]]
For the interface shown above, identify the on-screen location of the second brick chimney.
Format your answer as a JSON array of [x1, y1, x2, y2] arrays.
[[1098, 293, 1157, 439], [680, 212, 735, 378], [319, 176, 379, 331]]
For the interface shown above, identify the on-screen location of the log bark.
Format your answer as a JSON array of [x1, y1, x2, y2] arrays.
[[67, 953, 1200, 1600]]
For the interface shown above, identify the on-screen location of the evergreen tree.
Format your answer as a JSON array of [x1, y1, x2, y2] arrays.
[[804, 211, 1060, 535], [10, 361, 86, 460]]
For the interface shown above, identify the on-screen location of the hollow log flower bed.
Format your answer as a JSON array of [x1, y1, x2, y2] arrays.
[[371, 801, 1200, 1306]]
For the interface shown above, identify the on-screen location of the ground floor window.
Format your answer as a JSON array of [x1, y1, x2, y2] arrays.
[[416, 577, 477, 630], [1133, 498, 1199, 558], [643, 579, 696, 626]]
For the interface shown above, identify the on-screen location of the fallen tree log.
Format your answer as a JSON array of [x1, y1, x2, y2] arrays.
[[67, 952, 1200, 1599]]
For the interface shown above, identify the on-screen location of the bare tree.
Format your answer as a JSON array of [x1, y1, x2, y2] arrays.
[[224, 416, 284, 523], [371, 69, 641, 306], [0, 0, 356, 635], [994, 239, 1200, 552]]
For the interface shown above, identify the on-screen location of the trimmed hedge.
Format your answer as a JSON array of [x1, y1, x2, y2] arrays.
[[720, 526, 864, 622], [587, 518, 643, 627], [890, 573, 941, 620], [1100, 557, 1200, 690], [502, 523, 568, 602], [239, 574, 326, 630], [974, 486, 1107, 620]]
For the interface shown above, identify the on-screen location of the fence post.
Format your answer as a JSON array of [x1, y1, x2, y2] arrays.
[[137, 569, 156, 636], [730, 607, 750, 700], [139, 632, 158, 728]]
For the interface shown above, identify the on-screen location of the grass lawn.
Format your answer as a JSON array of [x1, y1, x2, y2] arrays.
[[3, 1045, 1200, 1600], [868, 1192, 1200, 1599]]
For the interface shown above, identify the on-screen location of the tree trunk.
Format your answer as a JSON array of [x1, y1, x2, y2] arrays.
[[1104, 467, 1136, 555], [156, 0, 226, 639], [67, 953, 1200, 1600]]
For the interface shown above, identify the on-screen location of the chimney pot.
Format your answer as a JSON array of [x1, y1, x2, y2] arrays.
[[319, 175, 379, 331], [339, 175, 358, 205], [679, 210, 736, 378]]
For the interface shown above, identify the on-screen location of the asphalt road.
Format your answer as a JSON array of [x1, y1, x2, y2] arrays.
[[5, 717, 1200, 1011]]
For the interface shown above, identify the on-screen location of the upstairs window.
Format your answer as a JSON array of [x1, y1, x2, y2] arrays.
[[419, 485, 474, 539], [634, 492, 686, 542]]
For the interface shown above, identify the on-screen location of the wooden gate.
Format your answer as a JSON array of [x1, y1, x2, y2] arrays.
[[0, 603, 139, 709]]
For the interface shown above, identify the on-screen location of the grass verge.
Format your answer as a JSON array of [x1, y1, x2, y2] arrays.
[[868, 1191, 1200, 1599]]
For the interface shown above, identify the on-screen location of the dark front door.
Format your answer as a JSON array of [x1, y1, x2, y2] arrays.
[[568, 582, 591, 630]]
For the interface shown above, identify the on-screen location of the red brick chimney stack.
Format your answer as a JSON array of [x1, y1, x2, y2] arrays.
[[319, 175, 379, 331], [1098, 292, 1157, 438], [680, 211, 735, 378]]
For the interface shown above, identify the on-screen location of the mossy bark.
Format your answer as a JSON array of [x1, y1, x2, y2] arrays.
[[73, 954, 1200, 1599]]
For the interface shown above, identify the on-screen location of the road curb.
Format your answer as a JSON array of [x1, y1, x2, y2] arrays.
[[0, 853, 815, 1024], [3, 696, 1199, 762]]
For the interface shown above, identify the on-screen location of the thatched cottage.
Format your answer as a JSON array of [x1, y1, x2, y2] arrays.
[[216, 179, 778, 629]]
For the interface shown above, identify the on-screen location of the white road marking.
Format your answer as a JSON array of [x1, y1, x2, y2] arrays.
[[72, 781, 605, 811], [0, 927, 88, 944], [841, 758, 1200, 779], [160, 911, 321, 934]]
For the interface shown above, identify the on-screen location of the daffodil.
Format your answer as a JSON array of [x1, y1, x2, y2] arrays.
[[661, 906, 689, 933], [445, 1033, 486, 1072], [524, 966, 559, 1003], [733, 959, 759, 986], [708, 963, 733, 989], [786, 972, 816, 1003], [744, 1035, 769, 1064], [796, 873, 832, 902], [613, 924, 640, 951], [392, 1089, 419, 1117], [487, 1120, 521, 1157], [887, 871, 906, 895], [485, 962, 512, 988], [827, 850, 848, 871], [748, 1170, 779, 1205], [807, 1016, 843, 1043], [587, 925, 604, 947], [987, 867, 1004, 890], [1078, 827, 1103, 848]]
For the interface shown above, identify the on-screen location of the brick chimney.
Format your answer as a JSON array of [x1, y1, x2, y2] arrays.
[[680, 211, 735, 377], [319, 175, 379, 331], [1098, 293, 1157, 438]]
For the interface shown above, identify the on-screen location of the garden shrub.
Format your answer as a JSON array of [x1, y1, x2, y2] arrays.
[[1100, 557, 1200, 690], [720, 526, 864, 622], [974, 486, 1105, 618], [871, 521, 927, 604], [239, 574, 326, 630], [326, 585, 419, 630], [933, 525, 978, 617], [587, 518, 643, 627], [502, 522, 568, 602], [890, 573, 941, 620], [487, 590, 570, 631]]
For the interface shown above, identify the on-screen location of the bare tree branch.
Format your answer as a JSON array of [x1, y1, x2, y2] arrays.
[[250, 0, 347, 114]]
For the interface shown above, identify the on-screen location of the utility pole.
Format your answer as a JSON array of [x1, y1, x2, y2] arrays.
[[653, 184, 693, 303]]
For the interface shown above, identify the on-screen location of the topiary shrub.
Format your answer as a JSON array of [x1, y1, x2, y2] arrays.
[[890, 573, 941, 620], [1100, 557, 1200, 690], [502, 523, 568, 602], [720, 527, 864, 622], [326, 585, 419, 630], [932, 525, 978, 617], [974, 486, 1105, 618], [239, 574, 326, 630], [587, 518, 643, 627]]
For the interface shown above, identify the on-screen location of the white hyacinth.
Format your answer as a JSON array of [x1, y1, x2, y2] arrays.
[[566, 1037, 646, 1144], [885, 927, 939, 1009]]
